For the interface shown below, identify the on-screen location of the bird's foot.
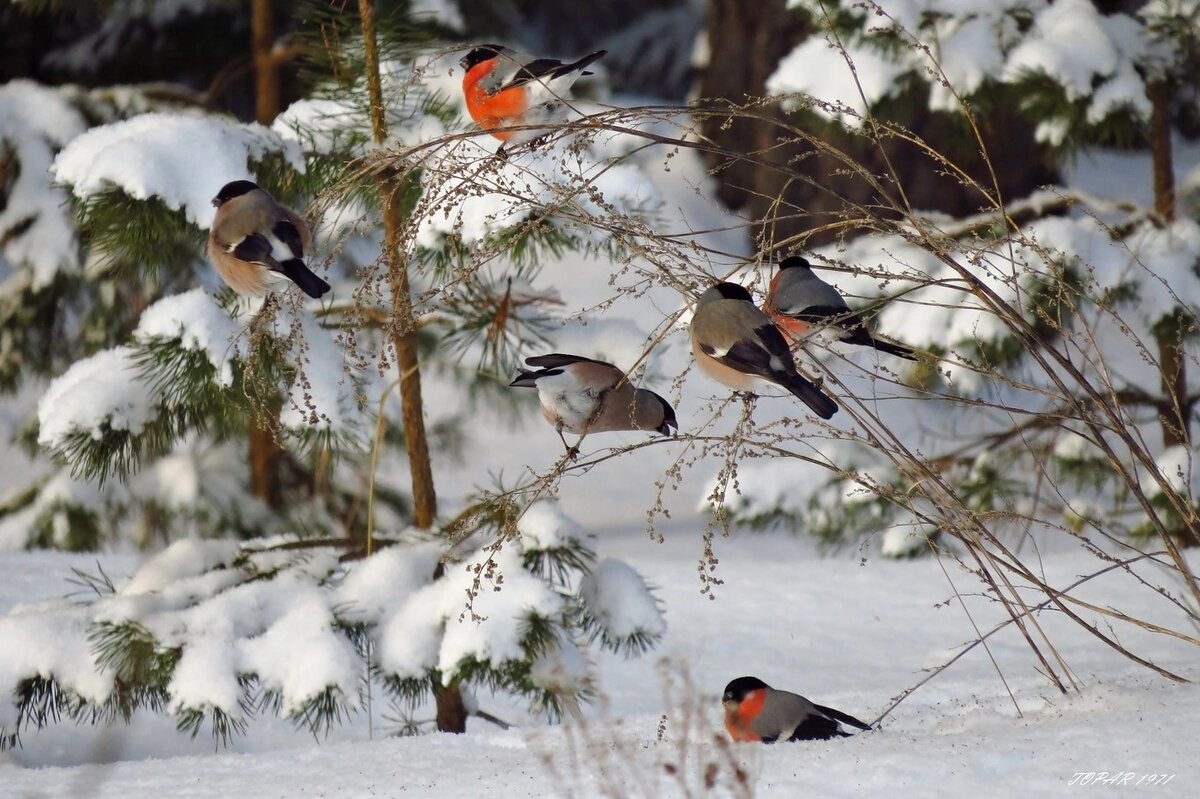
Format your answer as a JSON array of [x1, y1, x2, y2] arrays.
[[565, 445, 580, 462], [495, 144, 510, 162]]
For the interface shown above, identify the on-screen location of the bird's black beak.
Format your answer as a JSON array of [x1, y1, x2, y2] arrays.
[[458, 55, 470, 70], [211, 198, 220, 207]]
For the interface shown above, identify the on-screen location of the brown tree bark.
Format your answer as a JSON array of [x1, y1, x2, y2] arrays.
[[358, 0, 457, 730], [1148, 80, 1176, 222], [247, 0, 288, 510], [433, 680, 468, 733], [251, 0, 281, 127], [1147, 80, 1189, 449]]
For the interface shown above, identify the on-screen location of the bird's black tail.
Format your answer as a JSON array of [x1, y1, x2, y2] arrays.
[[280, 259, 331, 299], [869, 336, 917, 361], [813, 702, 871, 731], [783, 374, 838, 419], [565, 49, 607, 78], [842, 324, 918, 361]]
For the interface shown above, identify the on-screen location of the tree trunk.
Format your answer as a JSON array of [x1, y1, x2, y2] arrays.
[[1148, 80, 1175, 222], [1147, 80, 1189, 449], [433, 680, 468, 734], [247, 0, 288, 510], [357, 0, 438, 531], [358, 0, 456, 729], [251, 0, 280, 127]]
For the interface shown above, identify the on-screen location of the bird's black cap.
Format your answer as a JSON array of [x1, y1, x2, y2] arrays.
[[712, 282, 754, 302], [212, 180, 259, 207], [778, 256, 812, 271], [460, 44, 507, 71], [650, 391, 678, 437], [723, 676, 770, 702]]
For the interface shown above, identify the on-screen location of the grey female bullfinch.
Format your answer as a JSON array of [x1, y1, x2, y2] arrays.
[[208, 180, 330, 299], [689, 282, 838, 419], [722, 676, 871, 743], [510, 353, 677, 455], [764, 256, 916, 359]]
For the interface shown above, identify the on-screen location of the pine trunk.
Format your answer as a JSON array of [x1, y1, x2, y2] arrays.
[[1147, 80, 1189, 450], [357, 0, 455, 728], [357, 0, 438, 531], [247, 0, 288, 510], [433, 681, 468, 734], [251, 0, 280, 127]]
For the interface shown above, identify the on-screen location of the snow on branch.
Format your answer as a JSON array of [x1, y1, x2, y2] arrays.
[[0, 80, 87, 289], [53, 112, 305, 229], [0, 500, 665, 746]]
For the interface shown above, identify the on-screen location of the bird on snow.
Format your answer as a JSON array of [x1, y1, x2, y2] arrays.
[[722, 676, 871, 743], [510, 353, 677, 456], [208, 180, 330, 300], [689, 281, 838, 419], [763, 256, 917, 360], [459, 44, 606, 152]]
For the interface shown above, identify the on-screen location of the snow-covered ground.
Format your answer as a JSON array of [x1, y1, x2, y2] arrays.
[[1, 533, 1195, 797]]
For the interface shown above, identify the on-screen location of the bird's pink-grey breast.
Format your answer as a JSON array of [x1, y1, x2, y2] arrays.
[[208, 180, 330, 299], [690, 282, 838, 419]]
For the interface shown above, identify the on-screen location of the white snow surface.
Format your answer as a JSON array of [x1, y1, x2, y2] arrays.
[[0, 81, 86, 289], [37, 347, 157, 449], [53, 112, 305, 228], [0, 537, 1196, 796]]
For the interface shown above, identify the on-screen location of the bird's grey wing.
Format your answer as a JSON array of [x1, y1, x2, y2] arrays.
[[701, 303, 795, 379], [773, 274, 849, 317], [751, 691, 818, 740]]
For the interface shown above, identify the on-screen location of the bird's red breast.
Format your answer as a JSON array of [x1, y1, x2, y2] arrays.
[[764, 272, 810, 344], [724, 688, 767, 742], [463, 57, 526, 141]]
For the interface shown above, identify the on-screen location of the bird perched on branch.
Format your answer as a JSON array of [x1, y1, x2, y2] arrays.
[[510, 353, 676, 456], [459, 44, 606, 151], [764, 256, 916, 360], [208, 180, 330, 299], [722, 676, 871, 743], [690, 282, 838, 419]]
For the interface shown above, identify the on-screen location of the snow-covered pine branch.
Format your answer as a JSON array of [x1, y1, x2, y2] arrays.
[[0, 500, 663, 747]]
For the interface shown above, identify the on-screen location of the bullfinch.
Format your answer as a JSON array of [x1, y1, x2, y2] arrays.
[[689, 282, 838, 419], [208, 180, 331, 299], [722, 676, 871, 743], [459, 44, 606, 150], [510, 353, 677, 455], [764, 256, 916, 359]]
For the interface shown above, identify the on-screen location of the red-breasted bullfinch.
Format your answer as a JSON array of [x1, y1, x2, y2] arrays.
[[690, 282, 838, 419], [722, 676, 871, 743], [459, 44, 606, 150], [510, 353, 677, 455], [764, 256, 916, 360], [208, 180, 330, 299]]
